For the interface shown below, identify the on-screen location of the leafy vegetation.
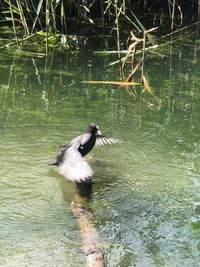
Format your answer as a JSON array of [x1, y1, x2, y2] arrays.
[[0, 1, 199, 104]]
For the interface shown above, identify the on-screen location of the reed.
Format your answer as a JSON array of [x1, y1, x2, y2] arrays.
[[0, 0, 199, 48], [1, 1, 198, 32], [8, 0, 19, 46]]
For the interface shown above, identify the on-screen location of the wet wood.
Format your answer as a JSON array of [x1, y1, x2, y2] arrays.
[[70, 182, 105, 267]]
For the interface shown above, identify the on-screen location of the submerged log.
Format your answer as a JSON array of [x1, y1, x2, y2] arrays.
[[70, 182, 105, 267]]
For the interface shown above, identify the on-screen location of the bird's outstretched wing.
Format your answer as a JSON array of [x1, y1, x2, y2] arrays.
[[48, 144, 69, 166], [48, 134, 83, 166], [68, 134, 83, 146], [95, 135, 119, 147]]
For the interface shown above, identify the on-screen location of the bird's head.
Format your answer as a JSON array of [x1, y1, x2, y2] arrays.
[[87, 123, 101, 135]]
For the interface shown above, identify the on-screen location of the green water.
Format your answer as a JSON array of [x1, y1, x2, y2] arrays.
[[0, 32, 200, 266]]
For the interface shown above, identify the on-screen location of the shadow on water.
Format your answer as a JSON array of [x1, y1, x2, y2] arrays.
[[76, 181, 93, 199]]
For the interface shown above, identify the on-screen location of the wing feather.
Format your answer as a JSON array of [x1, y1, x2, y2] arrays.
[[95, 135, 119, 147]]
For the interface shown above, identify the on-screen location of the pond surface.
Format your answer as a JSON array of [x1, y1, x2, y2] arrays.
[[0, 29, 200, 266]]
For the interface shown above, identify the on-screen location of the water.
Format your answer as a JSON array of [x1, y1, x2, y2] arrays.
[[0, 30, 200, 266]]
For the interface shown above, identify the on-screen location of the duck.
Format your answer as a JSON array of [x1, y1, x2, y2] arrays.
[[48, 123, 118, 183]]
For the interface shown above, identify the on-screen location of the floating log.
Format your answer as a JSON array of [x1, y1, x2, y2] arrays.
[[70, 182, 105, 267]]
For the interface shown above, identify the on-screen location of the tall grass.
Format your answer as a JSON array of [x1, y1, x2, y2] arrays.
[[0, 0, 199, 46]]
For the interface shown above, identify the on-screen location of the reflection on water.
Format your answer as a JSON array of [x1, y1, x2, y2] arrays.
[[0, 31, 200, 266]]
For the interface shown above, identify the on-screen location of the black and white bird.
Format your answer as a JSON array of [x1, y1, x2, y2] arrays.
[[48, 123, 118, 183]]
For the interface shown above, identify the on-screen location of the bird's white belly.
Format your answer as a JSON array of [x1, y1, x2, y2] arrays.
[[59, 146, 93, 182]]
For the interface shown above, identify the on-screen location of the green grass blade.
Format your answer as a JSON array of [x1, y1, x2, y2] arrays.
[[32, 0, 44, 32]]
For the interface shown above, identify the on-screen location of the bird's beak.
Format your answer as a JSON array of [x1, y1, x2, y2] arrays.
[[96, 126, 101, 135]]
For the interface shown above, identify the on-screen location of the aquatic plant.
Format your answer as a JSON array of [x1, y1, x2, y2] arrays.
[[0, 1, 199, 42]]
